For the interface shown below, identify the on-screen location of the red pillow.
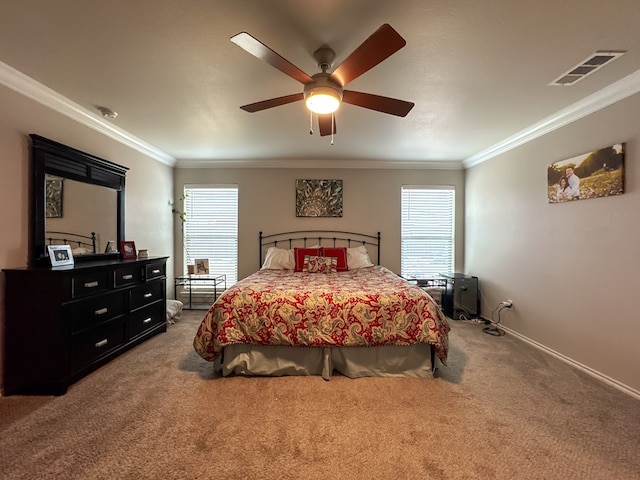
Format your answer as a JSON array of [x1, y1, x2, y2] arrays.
[[321, 247, 348, 271], [294, 248, 321, 272]]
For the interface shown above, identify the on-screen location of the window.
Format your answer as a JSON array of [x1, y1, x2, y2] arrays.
[[183, 185, 238, 286], [401, 186, 455, 278]]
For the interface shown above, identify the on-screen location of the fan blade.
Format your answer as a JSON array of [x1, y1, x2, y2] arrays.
[[342, 90, 414, 117], [331, 24, 406, 86], [231, 32, 314, 85], [240, 93, 303, 113], [318, 114, 337, 136]]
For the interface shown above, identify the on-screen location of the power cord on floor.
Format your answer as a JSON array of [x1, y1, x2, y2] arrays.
[[450, 312, 486, 324], [483, 303, 509, 336]]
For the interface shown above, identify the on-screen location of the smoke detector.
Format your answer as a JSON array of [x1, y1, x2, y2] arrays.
[[97, 106, 118, 119]]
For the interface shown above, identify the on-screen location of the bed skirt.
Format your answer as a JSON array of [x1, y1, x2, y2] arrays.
[[214, 344, 437, 380]]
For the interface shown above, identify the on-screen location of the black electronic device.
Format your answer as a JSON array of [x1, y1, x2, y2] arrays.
[[440, 273, 479, 320]]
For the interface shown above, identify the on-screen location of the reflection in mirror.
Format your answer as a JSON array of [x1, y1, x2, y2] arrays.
[[44, 175, 118, 256]]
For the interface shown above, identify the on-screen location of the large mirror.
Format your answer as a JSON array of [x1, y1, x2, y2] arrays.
[[30, 134, 128, 267]]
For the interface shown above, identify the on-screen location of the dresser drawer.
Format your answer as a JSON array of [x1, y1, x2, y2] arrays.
[[114, 265, 142, 287], [129, 303, 166, 339], [130, 280, 164, 311], [145, 262, 165, 280], [73, 270, 112, 298], [3, 256, 168, 396], [71, 320, 126, 367], [71, 291, 127, 333]]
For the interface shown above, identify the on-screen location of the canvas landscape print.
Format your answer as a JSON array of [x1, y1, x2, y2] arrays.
[[547, 143, 625, 203]]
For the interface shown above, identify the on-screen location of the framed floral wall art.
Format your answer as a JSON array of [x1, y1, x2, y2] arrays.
[[295, 179, 343, 217], [45, 178, 63, 218]]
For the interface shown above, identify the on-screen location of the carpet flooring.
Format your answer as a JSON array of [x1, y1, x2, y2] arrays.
[[1, 310, 639, 479]]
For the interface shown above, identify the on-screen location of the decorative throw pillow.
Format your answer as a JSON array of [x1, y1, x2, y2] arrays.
[[294, 247, 321, 271], [303, 255, 338, 273], [320, 247, 348, 271]]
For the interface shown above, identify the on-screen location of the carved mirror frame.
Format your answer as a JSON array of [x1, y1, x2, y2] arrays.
[[30, 134, 128, 267]]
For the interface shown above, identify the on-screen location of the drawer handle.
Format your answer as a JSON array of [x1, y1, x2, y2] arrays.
[[95, 307, 108, 316], [84, 281, 99, 288], [95, 339, 108, 348], [152, 269, 161, 274], [143, 317, 152, 324], [122, 274, 134, 280], [143, 293, 153, 298]]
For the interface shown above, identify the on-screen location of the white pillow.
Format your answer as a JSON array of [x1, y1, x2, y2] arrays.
[[166, 299, 184, 325], [261, 247, 294, 270], [347, 245, 374, 269]]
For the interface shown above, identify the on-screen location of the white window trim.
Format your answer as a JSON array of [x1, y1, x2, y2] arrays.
[[401, 185, 456, 278], [182, 184, 238, 288]]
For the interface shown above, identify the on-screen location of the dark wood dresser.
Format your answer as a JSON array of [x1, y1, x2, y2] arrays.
[[3, 256, 168, 395]]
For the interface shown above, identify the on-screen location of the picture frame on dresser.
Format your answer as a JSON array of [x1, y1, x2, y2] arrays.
[[104, 240, 117, 253], [47, 244, 74, 266], [120, 240, 137, 259]]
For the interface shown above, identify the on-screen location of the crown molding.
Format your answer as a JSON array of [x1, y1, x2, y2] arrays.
[[175, 158, 464, 170], [4, 59, 638, 171], [0, 61, 176, 166], [464, 69, 640, 168]]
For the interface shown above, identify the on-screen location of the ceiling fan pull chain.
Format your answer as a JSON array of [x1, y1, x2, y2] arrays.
[[309, 110, 314, 135], [331, 113, 335, 145]]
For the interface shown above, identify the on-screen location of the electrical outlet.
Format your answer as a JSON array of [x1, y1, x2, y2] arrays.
[[503, 299, 513, 308]]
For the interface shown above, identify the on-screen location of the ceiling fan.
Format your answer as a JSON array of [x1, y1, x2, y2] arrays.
[[230, 24, 415, 137]]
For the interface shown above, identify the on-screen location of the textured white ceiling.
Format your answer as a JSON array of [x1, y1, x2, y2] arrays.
[[0, 0, 639, 168]]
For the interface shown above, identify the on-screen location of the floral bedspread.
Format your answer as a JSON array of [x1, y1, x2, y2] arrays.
[[193, 265, 450, 364]]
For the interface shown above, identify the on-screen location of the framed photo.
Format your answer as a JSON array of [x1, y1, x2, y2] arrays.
[[295, 179, 343, 217], [104, 240, 117, 253], [195, 258, 210, 275], [547, 143, 625, 203], [120, 241, 137, 260], [47, 245, 74, 267]]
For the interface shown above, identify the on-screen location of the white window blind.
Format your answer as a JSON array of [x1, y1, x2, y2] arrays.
[[183, 186, 238, 286], [401, 186, 455, 278]]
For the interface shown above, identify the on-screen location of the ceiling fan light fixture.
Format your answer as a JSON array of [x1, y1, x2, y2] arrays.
[[305, 90, 341, 114], [305, 86, 342, 114], [232, 25, 414, 134]]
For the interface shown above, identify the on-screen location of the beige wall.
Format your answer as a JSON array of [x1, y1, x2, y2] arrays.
[[465, 92, 640, 394], [5, 68, 637, 398], [0, 85, 174, 391], [174, 167, 465, 281]]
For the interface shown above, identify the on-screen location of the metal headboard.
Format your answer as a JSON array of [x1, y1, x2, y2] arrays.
[[259, 230, 381, 267], [45, 230, 97, 253]]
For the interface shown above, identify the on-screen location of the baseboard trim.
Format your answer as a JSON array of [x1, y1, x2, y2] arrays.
[[493, 322, 640, 401]]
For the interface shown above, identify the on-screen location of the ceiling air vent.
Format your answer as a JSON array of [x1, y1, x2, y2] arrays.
[[550, 51, 625, 86]]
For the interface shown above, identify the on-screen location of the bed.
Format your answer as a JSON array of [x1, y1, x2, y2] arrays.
[[45, 230, 97, 256], [193, 231, 450, 379]]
